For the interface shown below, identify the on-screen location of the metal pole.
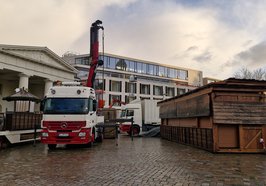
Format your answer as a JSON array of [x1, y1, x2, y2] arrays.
[[116, 124, 118, 146], [131, 117, 133, 141], [33, 122, 36, 147]]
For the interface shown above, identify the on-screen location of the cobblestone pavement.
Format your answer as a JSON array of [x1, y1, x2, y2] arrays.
[[0, 135, 266, 186]]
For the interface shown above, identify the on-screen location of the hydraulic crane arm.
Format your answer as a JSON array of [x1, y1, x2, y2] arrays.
[[86, 20, 104, 88]]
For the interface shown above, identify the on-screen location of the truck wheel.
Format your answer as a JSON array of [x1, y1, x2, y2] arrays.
[[0, 137, 9, 150], [48, 144, 56, 150], [95, 134, 103, 143], [130, 125, 140, 136], [87, 141, 94, 147], [95, 127, 103, 143], [0, 137, 4, 150], [86, 130, 95, 147]]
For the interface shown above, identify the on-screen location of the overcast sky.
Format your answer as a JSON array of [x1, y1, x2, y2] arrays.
[[1, 0, 266, 79]]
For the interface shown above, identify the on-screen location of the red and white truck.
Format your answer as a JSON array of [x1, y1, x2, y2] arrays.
[[41, 20, 104, 149], [40, 82, 104, 149]]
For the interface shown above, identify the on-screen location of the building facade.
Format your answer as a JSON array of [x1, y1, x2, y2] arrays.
[[63, 53, 203, 107], [0, 44, 77, 112], [203, 77, 221, 85]]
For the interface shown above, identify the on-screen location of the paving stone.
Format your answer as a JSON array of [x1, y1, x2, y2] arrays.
[[0, 136, 266, 185]]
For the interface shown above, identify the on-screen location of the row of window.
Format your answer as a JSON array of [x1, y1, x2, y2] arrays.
[[109, 95, 137, 105], [75, 55, 188, 80], [94, 80, 188, 97]]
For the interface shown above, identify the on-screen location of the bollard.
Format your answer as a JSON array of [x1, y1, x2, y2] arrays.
[[131, 117, 133, 141], [33, 123, 37, 147]]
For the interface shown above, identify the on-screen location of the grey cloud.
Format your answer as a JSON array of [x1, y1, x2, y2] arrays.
[[242, 40, 253, 47], [224, 41, 266, 69], [236, 41, 266, 66], [193, 51, 212, 63], [186, 46, 198, 52]]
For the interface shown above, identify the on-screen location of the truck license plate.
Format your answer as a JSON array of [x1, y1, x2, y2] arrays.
[[58, 133, 69, 137]]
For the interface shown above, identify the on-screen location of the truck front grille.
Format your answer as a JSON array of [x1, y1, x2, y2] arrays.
[[43, 121, 86, 130]]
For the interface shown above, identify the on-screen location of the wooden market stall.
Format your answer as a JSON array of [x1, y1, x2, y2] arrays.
[[158, 78, 266, 153], [0, 88, 42, 148]]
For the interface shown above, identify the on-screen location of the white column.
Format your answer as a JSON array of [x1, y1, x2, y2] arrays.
[[44, 79, 53, 95], [18, 73, 30, 89], [17, 73, 30, 112]]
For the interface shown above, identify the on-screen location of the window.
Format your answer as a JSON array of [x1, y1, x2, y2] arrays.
[[153, 85, 163, 96], [159, 66, 166, 77], [136, 62, 142, 73], [147, 64, 154, 75], [125, 82, 136, 93], [75, 57, 90, 65], [154, 65, 159, 76], [125, 95, 136, 104], [124, 60, 135, 72], [109, 57, 117, 69], [168, 68, 177, 78], [109, 80, 121, 92], [153, 98, 163, 101], [95, 79, 105, 91], [127, 110, 134, 116], [115, 59, 127, 71], [177, 88, 186, 95], [140, 97, 150, 100], [142, 63, 147, 74], [140, 84, 150, 95], [109, 95, 122, 106], [177, 70, 188, 80], [166, 87, 175, 97], [100, 55, 109, 68]]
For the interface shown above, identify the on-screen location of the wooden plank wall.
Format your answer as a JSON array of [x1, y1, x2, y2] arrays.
[[212, 92, 266, 125], [160, 94, 211, 119], [161, 125, 213, 152]]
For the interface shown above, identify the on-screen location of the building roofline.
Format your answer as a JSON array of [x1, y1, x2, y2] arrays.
[[0, 44, 78, 74]]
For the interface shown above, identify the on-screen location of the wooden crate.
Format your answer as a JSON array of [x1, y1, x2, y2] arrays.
[[98, 108, 117, 122], [103, 125, 117, 139]]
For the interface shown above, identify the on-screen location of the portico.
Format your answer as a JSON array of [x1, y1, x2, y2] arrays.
[[0, 44, 78, 112]]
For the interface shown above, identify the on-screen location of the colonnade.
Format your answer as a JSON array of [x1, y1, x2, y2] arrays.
[[18, 73, 53, 94]]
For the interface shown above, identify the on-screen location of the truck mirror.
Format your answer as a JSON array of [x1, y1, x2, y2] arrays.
[[93, 100, 97, 111], [40, 99, 46, 112]]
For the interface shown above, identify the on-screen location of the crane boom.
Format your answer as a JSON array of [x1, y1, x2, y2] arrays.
[[86, 20, 104, 88]]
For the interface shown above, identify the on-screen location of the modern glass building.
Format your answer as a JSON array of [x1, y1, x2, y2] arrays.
[[63, 53, 203, 107]]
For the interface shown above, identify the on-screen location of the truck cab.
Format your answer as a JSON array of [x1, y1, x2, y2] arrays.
[[41, 82, 104, 149], [120, 99, 161, 136], [120, 103, 142, 135]]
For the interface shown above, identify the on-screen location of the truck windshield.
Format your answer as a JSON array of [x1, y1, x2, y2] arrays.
[[120, 109, 134, 117], [121, 110, 126, 117], [43, 98, 94, 114]]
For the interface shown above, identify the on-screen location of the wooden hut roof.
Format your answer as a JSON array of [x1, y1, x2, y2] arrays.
[[158, 78, 266, 105], [2, 88, 41, 102]]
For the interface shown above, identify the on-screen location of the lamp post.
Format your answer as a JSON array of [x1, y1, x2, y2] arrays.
[[129, 75, 137, 140]]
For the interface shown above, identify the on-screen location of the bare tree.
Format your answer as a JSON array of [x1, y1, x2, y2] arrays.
[[253, 68, 265, 80], [233, 67, 266, 80]]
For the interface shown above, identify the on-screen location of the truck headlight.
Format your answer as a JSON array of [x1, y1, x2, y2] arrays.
[[42, 132, 49, 137], [79, 132, 86, 137]]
